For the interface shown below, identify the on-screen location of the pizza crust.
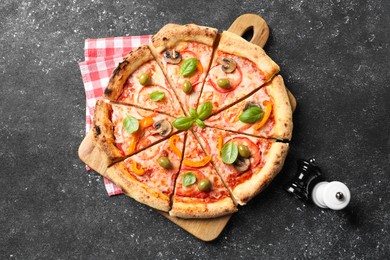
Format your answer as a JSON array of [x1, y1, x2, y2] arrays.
[[105, 162, 171, 212], [103, 45, 154, 101], [151, 23, 218, 53], [92, 100, 124, 165], [217, 31, 279, 81], [232, 142, 289, 205], [267, 75, 293, 140], [169, 197, 237, 219]]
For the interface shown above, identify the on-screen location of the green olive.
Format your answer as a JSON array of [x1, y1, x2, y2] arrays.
[[182, 80, 193, 94], [217, 78, 230, 89], [139, 73, 151, 85], [158, 156, 171, 169], [238, 144, 251, 158], [198, 178, 211, 192]]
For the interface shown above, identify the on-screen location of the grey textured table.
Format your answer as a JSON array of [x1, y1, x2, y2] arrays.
[[1, 0, 389, 259]]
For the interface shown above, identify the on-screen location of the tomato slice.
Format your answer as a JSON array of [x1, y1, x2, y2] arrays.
[[224, 137, 261, 169], [176, 169, 207, 198], [117, 62, 158, 102], [208, 64, 242, 93], [176, 168, 229, 201], [166, 49, 202, 85], [136, 84, 176, 117], [180, 50, 203, 84]]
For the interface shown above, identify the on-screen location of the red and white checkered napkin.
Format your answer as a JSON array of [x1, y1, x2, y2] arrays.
[[79, 35, 152, 196]]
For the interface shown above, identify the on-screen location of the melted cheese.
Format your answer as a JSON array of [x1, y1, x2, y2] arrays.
[[118, 59, 183, 117], [124, 132, 185, 194], [160, 42, 213, 111], [195, 127, 273, 190], [205, 85, 275, 138], [174, 132, 229, 201], [199, 51, 266, 113], [110, 103, 175, 156]]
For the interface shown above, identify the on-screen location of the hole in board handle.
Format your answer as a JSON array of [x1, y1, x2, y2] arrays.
[[241, 26, 254, 42]]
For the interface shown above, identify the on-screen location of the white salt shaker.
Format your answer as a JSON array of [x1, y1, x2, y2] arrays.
[[311, 181, 351, 210]]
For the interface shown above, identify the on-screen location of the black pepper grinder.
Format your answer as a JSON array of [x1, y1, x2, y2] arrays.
[[284, 158, 351, 210]]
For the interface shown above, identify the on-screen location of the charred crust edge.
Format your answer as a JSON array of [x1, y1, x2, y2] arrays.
[[112, 60, 129, 76], [104, 88, 112, 95], [94, 125, 101, 135]]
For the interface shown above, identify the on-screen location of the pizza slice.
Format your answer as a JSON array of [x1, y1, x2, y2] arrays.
[[103, 45, 183, 117], [193, 126, 288, 205], [92, 100, 178, 165], [104, 132, 185, 212], [150, 24, 218, 113], [205, 75, 293, 140], [170, 131, 237, 218], [198, 31, 280, 115]]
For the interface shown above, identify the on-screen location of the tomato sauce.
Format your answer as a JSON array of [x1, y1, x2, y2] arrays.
[[227, 169, 254, 189]]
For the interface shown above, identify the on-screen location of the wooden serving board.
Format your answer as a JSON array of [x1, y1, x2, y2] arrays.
[[78, 14, 296, 242]]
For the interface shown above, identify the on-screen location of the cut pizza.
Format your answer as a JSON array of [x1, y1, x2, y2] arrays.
[[193, 126, 289, 205], [198, 31, 280, 115], [150, 24, 218, 113], [104, 132, 186, 212], [170, 131, 237, 218], [84, 22, 295, 219], [205, 75, 293, 140], [92, 100, 178, 165], [103, 45, 184, 117]]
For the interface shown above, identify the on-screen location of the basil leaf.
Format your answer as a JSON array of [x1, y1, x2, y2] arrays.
[[180, 58, 198, 76], [172, 116, 194, 130], [182, 171, 197, 186], [239, 106, 264, 124], [195, 119, 206, 128], [221, 142, 238, 164], [123, 115, 139, 134], [197, 101, 213, 121], [149, 91, 165, 102], [189, 108, 198, 119]]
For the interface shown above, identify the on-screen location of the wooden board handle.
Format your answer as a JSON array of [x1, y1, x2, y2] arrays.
[[228, 14, 269, 48], [228, 14, 297, 111]]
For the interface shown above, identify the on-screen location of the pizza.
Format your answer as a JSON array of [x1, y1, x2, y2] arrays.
[[198, 31, 280, 115], [92, 100, 178, 165], [193, 126, 289, 205], [88, 23, 294, 218], [205, 75, 293, 140], [170, 131, 237, 218], [103, 45, 184, 117], [150, 24, 218, 114], [104, 132, 185, 211]]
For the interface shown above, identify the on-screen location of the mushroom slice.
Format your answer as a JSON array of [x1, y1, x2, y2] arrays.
[[152, 120, 172, 137], [233, 156, 251, 173], [244, 101, 260, 111], [163, 49, 181, 64], [217, 57, 237, 73]]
